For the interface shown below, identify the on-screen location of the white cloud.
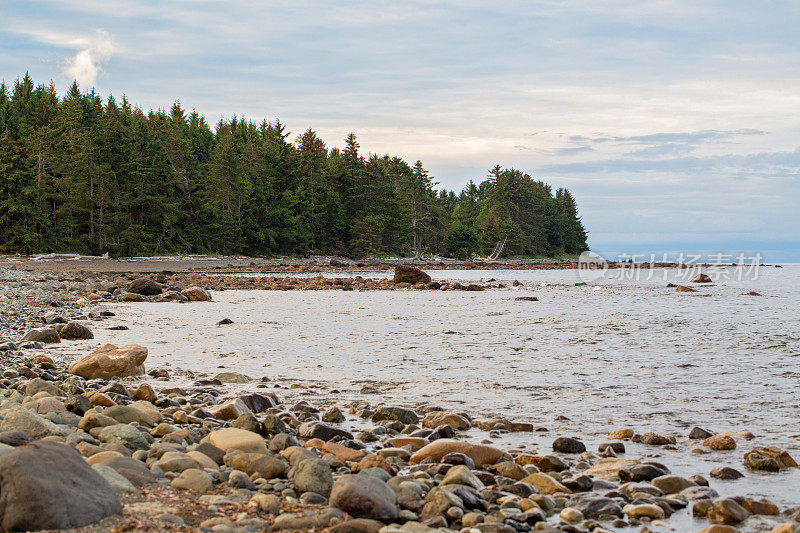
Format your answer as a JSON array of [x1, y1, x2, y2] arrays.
[[64, 30, 113, 87]]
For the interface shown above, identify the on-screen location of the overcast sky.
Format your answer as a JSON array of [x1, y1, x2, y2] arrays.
[[2, 1, 799, 260]]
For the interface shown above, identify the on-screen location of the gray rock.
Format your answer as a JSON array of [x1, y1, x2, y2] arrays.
[[59, 321, 94, 340], [19, 327, 60, 344], [0, 405, 68, 439], [298, 421, 353, 441], [98, 455, 157, 486], [97, 424, 150, 451], [552, 437, 586, 454], [372, 406, 419, 425], [0, 441, 121, 530], [128, 278, 163, 295], [566, 494, 623, 518], [228, 469, 256, 490], [25, 377, 65, 397], [329, 474, 398, 521], [92, 464, 137, 493], [291, 457, 333, 496], [103, 404, 156, 427], [171, 468, 213, 491], [710, 466, 745, 480]]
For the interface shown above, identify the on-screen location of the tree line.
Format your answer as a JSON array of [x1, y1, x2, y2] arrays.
[[0, 74, 588, 258]]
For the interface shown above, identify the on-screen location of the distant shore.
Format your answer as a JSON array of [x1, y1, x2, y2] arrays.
[[0, 254, 695, 274]]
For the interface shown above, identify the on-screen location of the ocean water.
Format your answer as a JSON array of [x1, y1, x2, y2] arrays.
[[63, 265, 800, 529]]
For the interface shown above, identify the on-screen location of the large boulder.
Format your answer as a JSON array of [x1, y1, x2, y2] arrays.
[[393, 266, 431, 285], [128, 278, 162, 295], [329, 474, 398, 522], [0, 441, 121, 530], [59, 321, 94, 340], [68, 343, 147, 379]]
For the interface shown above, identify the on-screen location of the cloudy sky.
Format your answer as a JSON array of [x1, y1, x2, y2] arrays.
[[2, 1, 799, 260]]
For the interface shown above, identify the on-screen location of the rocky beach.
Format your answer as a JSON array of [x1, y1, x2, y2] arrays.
[[0, 260, 798, 533]]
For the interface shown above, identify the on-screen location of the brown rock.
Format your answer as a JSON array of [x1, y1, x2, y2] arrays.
[[355, 453, 396, 475], [519, 472, 571, 495], [703, 435, 736, 451], [676, 285, 697, 292], [741, 498, 779, 515], [322, 441, 366, 463], [128, 278, 162, 295], [132, 383, 157, 403], [181, 286, 212, 301], [393, 266, 431, 285], [410, 439, 506, 467], [607, 429, 634, 440], [422, 411, 471, 430], [59, 321, 94, 340], [68, 344, 147, 380]]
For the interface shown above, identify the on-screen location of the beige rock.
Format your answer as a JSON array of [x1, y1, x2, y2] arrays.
[[387, 437, 428, 448], [129, 400, 163, 425], [422, 411, 471, 430], [519, 472, 570, 495], [68, 344, 147, 380], [187, 450, 220, 470], [181, 286, 212, 301], [410, 439, 506, 467], [207, 427, 267, 455], [559, 508, 583, 523], [85, 451, 124, 466], [703, 435, 736, 450], [209, 398, 252, 421], [584, 458, 638, 479], [171, 468, 213, 491], [697, 526, 740, 533], [624, 503, 665, 519], [607, 429, 634, 440]]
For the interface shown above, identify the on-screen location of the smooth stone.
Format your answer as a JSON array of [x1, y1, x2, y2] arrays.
[[207, 427, 268, 454], [170, 468, 213, 491], [410, 439, 505, 467], [68, 343, 147, 379], [291, 457, 333, 496], [329, 474, 399, 521], [0, 441, 121, 530]]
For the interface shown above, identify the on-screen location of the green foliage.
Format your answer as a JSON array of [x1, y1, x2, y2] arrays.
[[444, 223, 480, 259], [0, 74, 589, 257]]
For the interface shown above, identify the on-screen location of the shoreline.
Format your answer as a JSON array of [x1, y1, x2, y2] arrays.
[[0, 267, 797, 532], [0, 254, 709, 274]]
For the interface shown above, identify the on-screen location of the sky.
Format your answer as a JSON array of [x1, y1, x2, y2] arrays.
[[1, 1, 799, 261]]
